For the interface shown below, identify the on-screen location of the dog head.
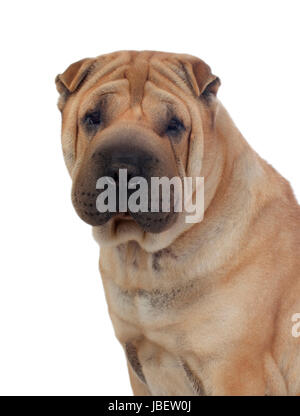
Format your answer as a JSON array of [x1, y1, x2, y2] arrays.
[[56, 51, 220, 250]]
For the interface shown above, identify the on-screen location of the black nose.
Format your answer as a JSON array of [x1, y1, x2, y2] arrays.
[[92, 143, 158, 183], [108, 155, 141, 185]]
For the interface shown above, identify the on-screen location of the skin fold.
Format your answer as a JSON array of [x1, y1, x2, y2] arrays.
[[56, 50, 300, 395]]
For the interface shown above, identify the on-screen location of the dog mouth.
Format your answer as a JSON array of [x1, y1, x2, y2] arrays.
[[112, 212, 177, 234], [114, 212, 132, 220], [72, 186, 178, 234], [112, 212, 135, 231]]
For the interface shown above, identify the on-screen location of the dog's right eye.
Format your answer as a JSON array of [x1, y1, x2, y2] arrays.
[[83, 111, 102, 130], [166, 117, 185, 136]]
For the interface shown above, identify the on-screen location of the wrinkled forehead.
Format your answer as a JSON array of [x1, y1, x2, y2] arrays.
[[76, 51, 200, 111]]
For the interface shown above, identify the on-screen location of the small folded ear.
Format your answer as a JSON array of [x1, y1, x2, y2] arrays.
[[191, 59, 221, 100], [55, 57, 96, 110]]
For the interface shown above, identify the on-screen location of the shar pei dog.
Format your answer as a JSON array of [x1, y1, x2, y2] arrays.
[[56, 51, 300, 395]]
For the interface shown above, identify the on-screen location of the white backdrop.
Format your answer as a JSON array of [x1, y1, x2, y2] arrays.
[[0, 0, 299, 395]]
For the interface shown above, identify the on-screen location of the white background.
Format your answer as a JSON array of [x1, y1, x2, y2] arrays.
[[0, 0, 299, 396]]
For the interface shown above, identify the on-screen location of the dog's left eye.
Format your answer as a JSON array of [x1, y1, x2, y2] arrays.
[[166, 118, 185, 135], [83, 111, 102, 130]]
